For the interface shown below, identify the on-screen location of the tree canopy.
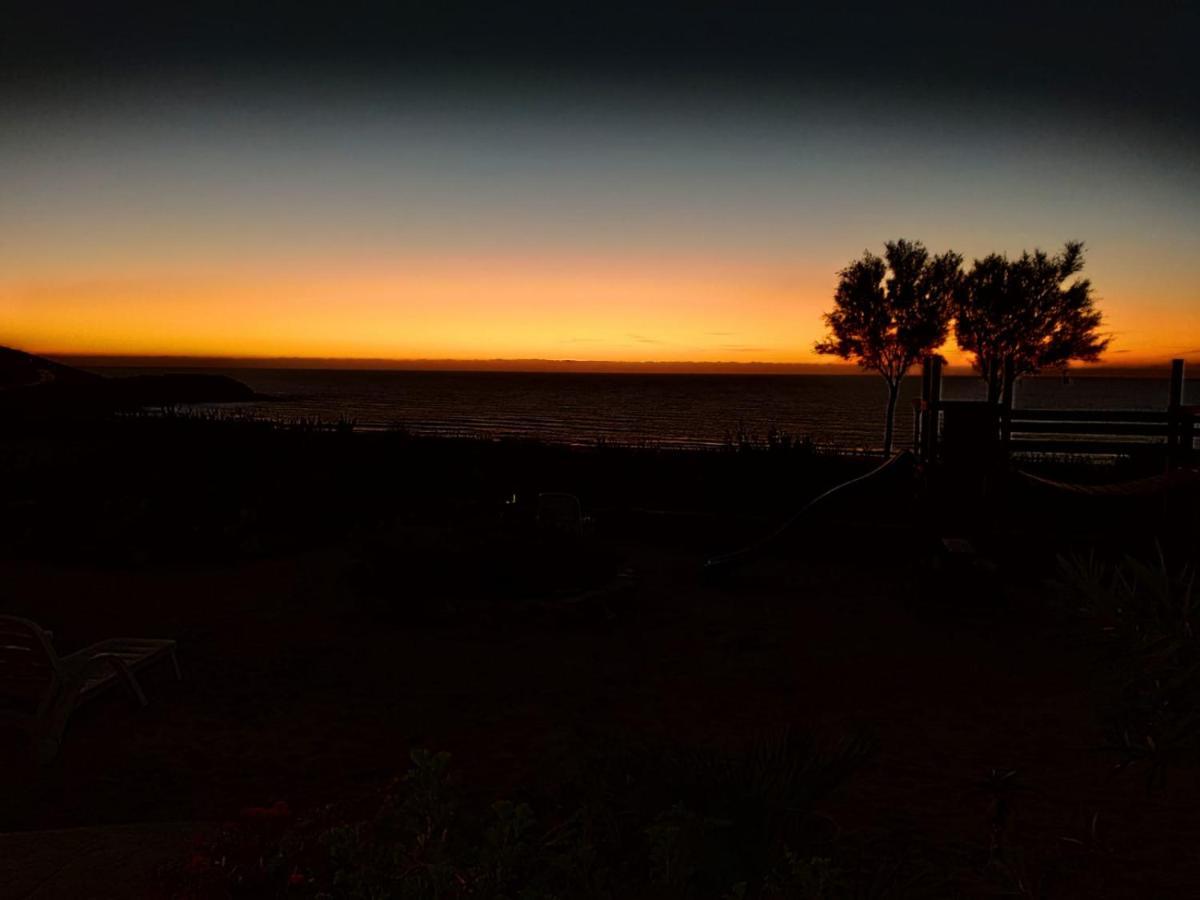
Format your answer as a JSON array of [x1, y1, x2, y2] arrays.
[[815, 238, 962, 453], [954, 241, 1108, 400]]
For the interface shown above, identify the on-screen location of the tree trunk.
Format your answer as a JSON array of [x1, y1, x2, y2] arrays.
[[986, 370, 1003, 405], [1002, 366, 1018, 410], [982, 355, 1004, 404], [883, 381, 900, 456]]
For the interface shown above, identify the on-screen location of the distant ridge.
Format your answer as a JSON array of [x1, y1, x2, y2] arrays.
[[0, 346, 103, 389], [0, 346, 256, 416]]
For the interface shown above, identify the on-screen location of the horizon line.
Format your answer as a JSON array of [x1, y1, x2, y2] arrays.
[[40, 351, 1197, 377]]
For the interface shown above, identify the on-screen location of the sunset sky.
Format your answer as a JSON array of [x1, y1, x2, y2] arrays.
[[3, 3, 1197, 369]]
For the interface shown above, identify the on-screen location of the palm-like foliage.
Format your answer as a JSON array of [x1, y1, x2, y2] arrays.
[[815, 239, 962, 454], [1057, 547, 1199, 790], [955, 241, 1108, 402]]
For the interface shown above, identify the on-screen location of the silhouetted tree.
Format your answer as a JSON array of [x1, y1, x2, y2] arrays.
[[816, 239, 962, 455], [954, 241, 1108, 403]]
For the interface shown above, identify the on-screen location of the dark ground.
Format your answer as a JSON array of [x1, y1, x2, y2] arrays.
[[1, 420, 1198, 896]]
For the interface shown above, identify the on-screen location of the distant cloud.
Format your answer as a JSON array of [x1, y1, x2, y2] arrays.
[[720, 345, 768, 353], [560, 337, 601, 343], [627, 334, 664, 344], [706, 331, 735, 337]]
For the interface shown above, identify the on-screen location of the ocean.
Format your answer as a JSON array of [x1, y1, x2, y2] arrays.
[[92, 368, 1197, 452]]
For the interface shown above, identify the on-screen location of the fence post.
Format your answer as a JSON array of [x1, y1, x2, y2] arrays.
[[919, 358, 932, 460], [1000, 356, 1017, 452], [1168, 359, 1185, 469], [920, 356, 943, 464]]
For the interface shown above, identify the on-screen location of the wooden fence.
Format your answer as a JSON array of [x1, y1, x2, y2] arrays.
[[914, 358, 1197, 467]]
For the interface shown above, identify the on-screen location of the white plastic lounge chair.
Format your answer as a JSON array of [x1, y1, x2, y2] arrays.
[[0, 615, 180, 761]]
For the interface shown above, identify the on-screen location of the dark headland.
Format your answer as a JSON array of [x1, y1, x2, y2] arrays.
[[0, 346, 256, 418]]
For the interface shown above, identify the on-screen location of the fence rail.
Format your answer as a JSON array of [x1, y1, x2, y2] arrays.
[[915, 358, 1196, 467], [1010, 421, 1172, 437], [1002, 408, 1175, 423], [1007, 439, 1182, 456]]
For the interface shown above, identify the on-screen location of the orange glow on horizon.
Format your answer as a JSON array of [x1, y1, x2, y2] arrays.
[[4, 255, 1197, 371]]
